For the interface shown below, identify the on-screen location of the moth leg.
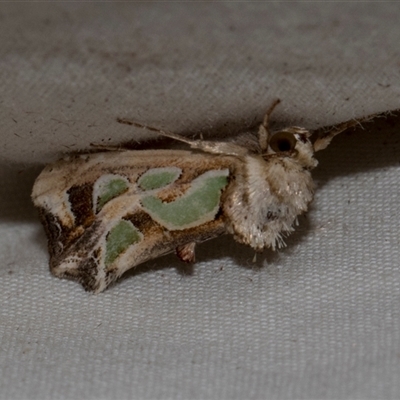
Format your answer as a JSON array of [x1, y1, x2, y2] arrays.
[[258, 99, 281, 151], [312, 112, 381, 152], [312, 118, 366, 152], [176, 242, 196, 263], [117, 118, 249, 157]]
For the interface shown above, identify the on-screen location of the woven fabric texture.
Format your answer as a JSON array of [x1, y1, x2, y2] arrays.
[[0, 3, 399, 399]]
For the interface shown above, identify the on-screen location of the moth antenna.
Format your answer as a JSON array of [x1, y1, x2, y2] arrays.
[[89, 143, 125, 152], [312, 112, 380, 152], [117, 117, 248, 156], [258, 98, 281, 151], [117, 118, 194, 146]]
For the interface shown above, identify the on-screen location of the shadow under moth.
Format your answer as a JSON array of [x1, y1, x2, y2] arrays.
[[31, 100, 381, 293]]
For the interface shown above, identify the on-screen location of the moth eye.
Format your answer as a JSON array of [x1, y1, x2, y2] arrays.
[[269, 132, 297, 153]]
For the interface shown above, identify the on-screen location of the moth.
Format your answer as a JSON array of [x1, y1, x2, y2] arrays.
[[31, 100, 375, 293]]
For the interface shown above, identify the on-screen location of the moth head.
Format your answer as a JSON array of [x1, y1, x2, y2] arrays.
[[267, 126, 318, 169]]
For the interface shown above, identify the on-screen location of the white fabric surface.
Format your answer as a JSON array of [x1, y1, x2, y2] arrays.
[[0, 3, 399, 399]]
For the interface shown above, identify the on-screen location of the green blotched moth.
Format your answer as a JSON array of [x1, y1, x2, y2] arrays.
[[32, 100, 377, 293]]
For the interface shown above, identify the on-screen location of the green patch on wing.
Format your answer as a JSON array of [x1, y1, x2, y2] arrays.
[[105, 220, 142, 266], [141, 170, 229, 229], [138, 167, 181, 191], [95, 176, 129, 212]]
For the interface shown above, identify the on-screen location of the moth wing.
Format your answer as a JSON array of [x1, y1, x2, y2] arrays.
[[32, 150, 234, 292]]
